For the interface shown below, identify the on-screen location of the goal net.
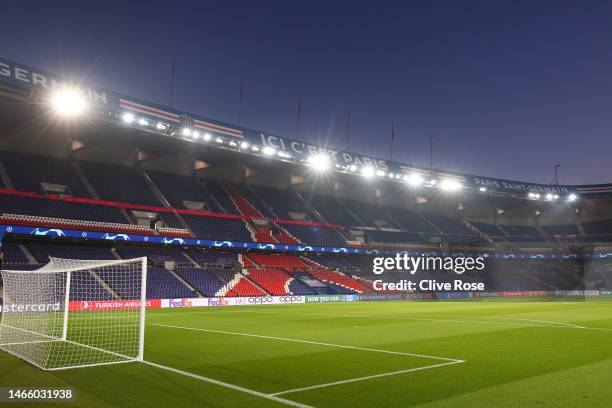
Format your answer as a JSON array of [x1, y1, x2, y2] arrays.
[[0, 256, 147, 370]]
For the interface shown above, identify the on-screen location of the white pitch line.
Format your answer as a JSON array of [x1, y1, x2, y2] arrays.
[[212, 309, 612, 332], [270, 360, 464, 396], [473, 316, 586, 329], [207, 310, 577, 329], [142, 360, 313, 408], [152, 323, 463, 362]]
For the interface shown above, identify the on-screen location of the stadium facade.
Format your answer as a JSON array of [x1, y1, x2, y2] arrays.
[[0, 56, 611, 303]]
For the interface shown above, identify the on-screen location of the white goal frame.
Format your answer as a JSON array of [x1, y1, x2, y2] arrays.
[[0, 256, 147, 370]]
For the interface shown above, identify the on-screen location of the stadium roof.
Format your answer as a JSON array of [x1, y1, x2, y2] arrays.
[[1, 56, 611, 203]]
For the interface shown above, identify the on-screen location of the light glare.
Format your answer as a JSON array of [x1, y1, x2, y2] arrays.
[[50, 88, 88, 117]]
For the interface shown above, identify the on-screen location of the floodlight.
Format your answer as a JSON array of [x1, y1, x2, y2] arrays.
[[138, 118, 148, 126], [215, 137, 223, 143], [204, 133, 212, 141], [252, 146, 260, 152], [479, 187, 487, 192], [156, 122, 166, 130], [376, 170, 386, 177], [182, 128, 192, 136], [307, 154, 330, 170], [546, 193, 554, 200], [122, 112, 135, 124], [440, 179, 463, 191], [553, 194, 559, 200], [567, 193, 578, 202], [405, 173, 424, 186], [528, 192, 535, 198], [229, 141, 238, 147], [50, 87, 88, 117], [534, 193, 541, 199], [349, 165, 357, 172], [263, 146, 276, 156], [240, 141, 249, 149], [193, 131, 200, 139], [361, 166, 375, 178]]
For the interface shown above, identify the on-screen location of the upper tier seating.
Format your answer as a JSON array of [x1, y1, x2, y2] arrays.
[[0, 151, 90, 197], [79, 161, 161, 206], [380, 206, 437, 233], [423, 213, 472, 234], [341, 199, 395, 227], [200, 180, 240, 214], [230, 183, 275, 218], [146, 170, 222, 212], [304, 194, 360, 225], [253, 186, 314, 220]]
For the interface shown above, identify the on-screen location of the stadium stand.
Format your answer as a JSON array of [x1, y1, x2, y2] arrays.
[[78, 161, 161, 206], [303, 194, 361, 225], [146, 170, 222, 212], [0, 152, 90, 197], [253, 186, 314, 220]]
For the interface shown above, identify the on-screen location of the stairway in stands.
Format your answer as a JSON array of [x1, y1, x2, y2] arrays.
[[223, 183, 301, 244]]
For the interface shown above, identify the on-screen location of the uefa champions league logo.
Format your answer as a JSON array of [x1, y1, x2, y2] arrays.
[[161, 237, 186, 245], [31, 227, 66, 237], [212, 241, 234, 247], [102, 233, 130, 241]]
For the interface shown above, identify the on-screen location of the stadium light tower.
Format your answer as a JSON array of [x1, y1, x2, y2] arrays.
[[50, 87, 89, 117]]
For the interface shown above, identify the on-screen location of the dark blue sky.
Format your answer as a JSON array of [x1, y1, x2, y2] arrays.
[[2, 1, 612, 184]]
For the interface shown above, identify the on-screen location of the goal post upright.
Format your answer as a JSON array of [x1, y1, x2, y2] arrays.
[[138, 256, 147, 362], [61, 271, 71, 341]]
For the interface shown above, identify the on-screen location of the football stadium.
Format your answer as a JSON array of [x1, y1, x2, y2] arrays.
[[0, 55, 611, 407]]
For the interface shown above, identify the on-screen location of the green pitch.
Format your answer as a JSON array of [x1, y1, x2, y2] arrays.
[[2, 300, 612, 407]]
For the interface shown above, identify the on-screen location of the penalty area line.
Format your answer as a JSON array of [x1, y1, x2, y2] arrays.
[[142, 360, 313, 408], [152, 323, 463, 363], [270, 360, 465, 396]]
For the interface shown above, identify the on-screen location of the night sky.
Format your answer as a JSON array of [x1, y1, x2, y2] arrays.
[[2, 1, 612, 185]]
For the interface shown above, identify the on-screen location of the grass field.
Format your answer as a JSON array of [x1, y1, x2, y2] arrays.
[[2, 300, 612, 407]]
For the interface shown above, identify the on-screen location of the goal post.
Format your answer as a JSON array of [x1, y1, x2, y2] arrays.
[[0, 256, 148, 370]]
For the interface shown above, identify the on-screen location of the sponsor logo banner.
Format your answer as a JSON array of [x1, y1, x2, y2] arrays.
[[305, 295, 346, 303], [68, 299, 160, 311], [0, 302, 61, 313]]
